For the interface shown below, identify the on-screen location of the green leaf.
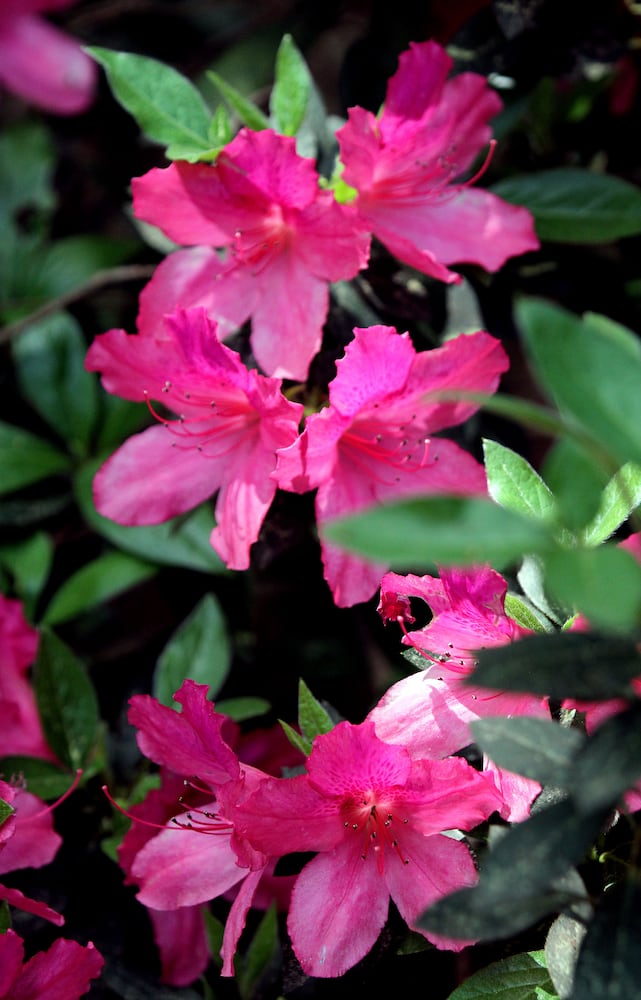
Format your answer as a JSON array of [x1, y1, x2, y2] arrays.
[[207, 103, 232, 149], [517, 555, 566, 626], [42, 551, 157, 626], [471, 717, 584, 786], [237, 903, 279, 1000], [572, 878, 641, 1000], [207, 71, 270, 131], [483, 439, 557, 523], [0, 421, 71, 495], [325, 496, 553, 569], [0, 797, 14, 827], [153, 594, 232, 708], [0, 531, 53, 615], [491, 168, 641, 243], [517, 300, 641, 468], [13, 312, 99, 457], [279, 719, 311, 758], [543, 543, 641, 632], [541, 438, 609, 532], [473, 632, 641, 700], [270, 34, 311, 137], [567, 703, 641, 814], [0, 900, 10, 933], [579, 462, 641, 546], [34, 629, 99, 770], [446, 950, 557, 1000], [87, 48, 215, 160], [504, 593, 554, 632], [420, 800, 604, 941], [298, 679, 335, 746], [0, 122, 55, 228], [0, 756, 73, 800], [203, 909, 225, 970], [215, 697, 270, 722], [74, 460, 227, 574]]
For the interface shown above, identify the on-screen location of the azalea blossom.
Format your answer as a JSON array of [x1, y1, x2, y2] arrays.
[[118, 680, 294, 977], [0, 1, 96, 115], [0, 928, 103, 999], [371, 565, 549, 753], [0, 779, 64, 926], [132, 127, 370, 380], [85, 307, 304, 570], [336, 39, 539, 282], [275, 324, 508, 606], [0, 595, 57, 762], [234, 718, 502, 977]]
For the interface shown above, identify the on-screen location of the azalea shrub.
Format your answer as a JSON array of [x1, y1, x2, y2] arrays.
[[2, 2, 641, 998]]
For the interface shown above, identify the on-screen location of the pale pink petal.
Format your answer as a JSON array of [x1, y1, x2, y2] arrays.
[[220, 867, 264, 977], [318, 541, 389, 609], [148, 905, 211, 987], [0, 884, 64, 926], [133, 822, 245, 909], [6, 937, 103, 999], [248, 252, 328, 379], [92, 425, 221, 525], [385, 831, 478, 949], [293, 196, 370, 281], [365, 186, 538, 274], [288, 840, 389, 977], [128, 681, 239, 786], [210, 440, 279, 570], [234, 774, 342, 857], [483, 757, 541, 823], [132, 164, 234, 246], [137, 248, 256, 343], [0, 929, 24, 994], [0, 14, 96, 115], [0, 789, 62, 875]]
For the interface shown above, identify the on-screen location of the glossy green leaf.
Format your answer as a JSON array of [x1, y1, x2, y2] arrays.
[[270, 34, 311, 137], [517, 300, 641, 467], [207, 71, 270, 131], [544, 543, 641, 632], [446, 950, 557, 1000], [0, 531, 52, 615], [491, 168, 641, 242], [484, 439, 557, 523], [298, 678, 335, 745], [0, 421, 71, 495], [34, 629, 99, 770], [13, 312, 99, 456], [504, 593, 554, 632], [572, 878, 641, 1000], [579, 462, 641, 546], [88, 48, 214, 160], [326, 496, 553, 569], [42, 550, 157, 626], [471, 716, 584, 785], [541, 438, 609, 532], [74, 460, 227, 574], [420, 800, 604, 941], [0, 797, 14, 827], [473, 632, 641, 700], [0, 756, 73, 800], [567, 703, 641, 814], [153, 594, 232, 708]]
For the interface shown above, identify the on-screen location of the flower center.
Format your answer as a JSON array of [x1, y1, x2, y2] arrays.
[[231, 205, 292, 272], [341, 792, 410, 873]]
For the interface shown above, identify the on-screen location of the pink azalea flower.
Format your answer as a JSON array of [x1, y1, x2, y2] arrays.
[[132, 127, 370, 380], [336, 40, 539, 282], [0, 1, 96, 115], [369, 565, 549, 820], [85, 307, 304, 571], [0, 927, 103, 999], [371, 566, 549, 756], [0, 779, 64, 926], [0, 596, 57, 762], [118, 681, 293, 977], [275, 324, 508, 607], [234, 718, 502, 978]]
